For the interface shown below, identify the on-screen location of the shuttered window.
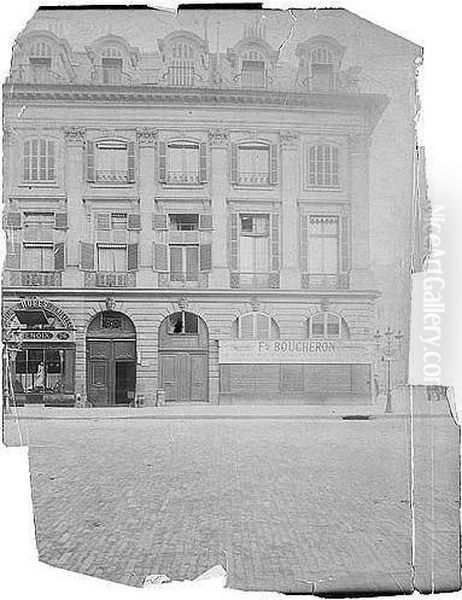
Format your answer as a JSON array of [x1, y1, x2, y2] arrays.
[[22, 242, 54, 271], [23, 139, 56, 183], [97, 244, 127, 272], [163, 141, 206, 184], [307, 144, 340, 188], [169, 245, 199, 281], [87, 140, 135, 184], [308, 216, 339, 275]]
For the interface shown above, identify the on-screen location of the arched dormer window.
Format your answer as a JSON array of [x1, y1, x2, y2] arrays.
[[296, 36, 345, 92], [89, 35, 140, 85], [101, 46, 124, 84], [28, 40, 52, 68], [23, 138, 57, 183], [307, 312, 349, 339], [306, 143, 340, 188], [85, 139, 135, 184], [158, 31, 208, 87], [232, 312, 280, 339]]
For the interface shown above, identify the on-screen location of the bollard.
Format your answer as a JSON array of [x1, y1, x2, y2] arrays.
[[156, 389, 166, 407]]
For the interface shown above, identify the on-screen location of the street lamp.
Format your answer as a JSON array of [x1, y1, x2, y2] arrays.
[[373, 327, 404, 413]]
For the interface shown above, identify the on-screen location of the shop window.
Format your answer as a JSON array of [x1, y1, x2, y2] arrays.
[[23, 138, 56, 183], [168, 311, 199, 334], [307, 312, 349, 339], [307, 144, 340, 188], [13, 348, 68, 394], [169, 214, 199, 231], [232, 312, 279, 339]]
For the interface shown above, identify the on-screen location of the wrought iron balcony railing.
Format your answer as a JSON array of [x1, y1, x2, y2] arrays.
[[167, 170, 200, 184], [5, 271, 62, 287], [237, 171, 270, 186], [301, 273, 350, 290], [95, 169, 129, 184], [167, 65, 197, 87], [158, 273, 209, 288], [230, 272, 280, 289], [84, 272, 136, 288]]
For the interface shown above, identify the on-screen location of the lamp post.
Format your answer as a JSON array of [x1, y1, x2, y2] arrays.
[[373, 327, 404, 413]]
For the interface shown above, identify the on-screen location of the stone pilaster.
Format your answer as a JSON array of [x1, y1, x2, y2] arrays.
[[208, 129, 229, 288], [63, 126, 86, 287], [136, 128, 157, 286], [280, 130, 300, 289], [348, 132, 375, 289]]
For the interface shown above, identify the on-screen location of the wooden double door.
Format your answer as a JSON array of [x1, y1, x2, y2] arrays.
[[159, 351, 208, 402], [87, 339, 136, 406]]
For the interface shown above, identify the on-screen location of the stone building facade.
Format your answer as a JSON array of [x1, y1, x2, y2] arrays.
[[2, 8, 421, 406]]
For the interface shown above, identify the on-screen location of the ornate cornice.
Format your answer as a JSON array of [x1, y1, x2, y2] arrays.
[[280, 130, 300, 149], [136, 127, 158, 147], [4, 84, 389, 129], [64, 126, 86, 144], [208, 129, 228, 147]]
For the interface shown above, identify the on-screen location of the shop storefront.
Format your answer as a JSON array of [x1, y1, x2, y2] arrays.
[[3, 299, 76, 407]]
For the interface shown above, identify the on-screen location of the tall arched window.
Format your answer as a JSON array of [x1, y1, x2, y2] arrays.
[[307, 143, 340, 188], [23, 138, 56, 183], [307, 312, 349, 339], [232, 312, 279, 339]]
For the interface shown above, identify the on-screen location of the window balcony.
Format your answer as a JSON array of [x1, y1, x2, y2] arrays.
[[158, 273, 209, 288], [4, 271, 62, 287], [84, 272, 136, 288], [95, 169, 129, 184], [301, 273, 350, 290], [230, 272, 280, 289], [166, 170, 200, 185], [237, 172, 270, 186], [169, 230, 200, 244]]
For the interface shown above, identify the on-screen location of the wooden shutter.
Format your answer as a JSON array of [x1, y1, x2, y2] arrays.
[[5, 241, 21, 269], [230, 143, 238, 184], [199, 214, 213, 230], [199, 142, 207, 183], [229, 213, 239, 271], [4, 212, 22, 229], [86, 140, 95, 182], [127, 243, 139, 271], [96, 213, 111, 230], [153, 243, 168, 272], [300, 214, 309, 272], [158, 141, 166, 183], [23, 140, 30, 181], [341, 215, 349, 272], [79, 242, 94, 271], [54, 212, 68, 229], [54, 242, 65, 271], [270, 213, 280, 271], [200, 244, 212, 272], [152, 213, 168, 230], [270, 144, 278, 185], [128, 213, 141, 230], [127, 141, 135, 183]]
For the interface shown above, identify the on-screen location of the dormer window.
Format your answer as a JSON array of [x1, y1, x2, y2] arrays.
[[29, 41, 52, 69], [310, 47, 335, 91], [101, 47, 123, 84], [241, 50, 266, 88], [169, 42, 195, 86]]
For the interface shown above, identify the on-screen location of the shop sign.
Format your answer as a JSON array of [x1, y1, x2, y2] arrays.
[[218, 339, 373, 364], [6, 329, 75, 343]]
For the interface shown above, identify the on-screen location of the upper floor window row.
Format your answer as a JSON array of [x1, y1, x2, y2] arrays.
[[20, 137, 341, 190]]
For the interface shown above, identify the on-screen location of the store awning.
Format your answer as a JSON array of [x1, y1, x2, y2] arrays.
[[14, 309, 49, 327]]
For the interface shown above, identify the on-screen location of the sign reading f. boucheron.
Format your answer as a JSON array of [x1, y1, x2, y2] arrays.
[[218, 340, 373, 364]]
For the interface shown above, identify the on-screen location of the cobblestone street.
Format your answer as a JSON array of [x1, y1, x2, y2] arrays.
[[3, 411, 459, 593]]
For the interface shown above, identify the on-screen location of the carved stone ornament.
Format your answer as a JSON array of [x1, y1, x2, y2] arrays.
[[136, 128, 158, 147], [64, 126, 87, 144], [105, 296, 116, 311], [280, 130, 300, 149], [208, 129, 229, 147], [249, 296, 260, 312], [177, 296, 189, 310], [320, 298, 331, 312]]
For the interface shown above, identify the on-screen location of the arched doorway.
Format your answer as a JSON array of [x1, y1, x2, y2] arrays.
[[158, 311, 209, 402], [86, 311, 136, 406]]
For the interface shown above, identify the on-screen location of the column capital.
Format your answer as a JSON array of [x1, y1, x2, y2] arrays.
[[3, 125, 16, 145], [279, 130, 300, 150], [208, 129, 229, 148], [64, 126, 87, 145], [136, 128, 158, 147]]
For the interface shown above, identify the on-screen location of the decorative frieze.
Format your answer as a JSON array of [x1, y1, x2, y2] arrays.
[[64, 126, 86, 144], [136, 128, 158, 147], [208, 129, 229, 148], [280, 130, 300, 149]]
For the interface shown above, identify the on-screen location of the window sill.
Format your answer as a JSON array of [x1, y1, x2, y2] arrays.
[[161, 182, 206, 189], [18, 182, 60, 188], [232, 183, 277, 190], [89, 183, 135, 189], [304, 186, 342, 192]]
